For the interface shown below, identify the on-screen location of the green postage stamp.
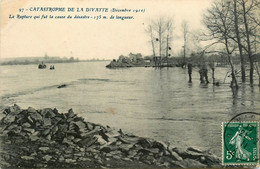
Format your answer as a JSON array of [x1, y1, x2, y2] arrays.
[[222, 122, 259, 165]]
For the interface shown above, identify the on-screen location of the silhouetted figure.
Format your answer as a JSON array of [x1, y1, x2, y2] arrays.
[[212, 67, 215, 83], [198, 64, 209, 84], [203, 65, 209, 84], [209, 63, 216, 85], [198, 65, 204, 83], [188, 63, 192, 83]]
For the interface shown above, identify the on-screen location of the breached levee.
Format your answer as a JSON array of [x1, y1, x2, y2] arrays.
[[0, 104, 221, 168]]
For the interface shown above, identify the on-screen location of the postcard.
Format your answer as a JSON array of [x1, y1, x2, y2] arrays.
[[0, 0, 259, 168]]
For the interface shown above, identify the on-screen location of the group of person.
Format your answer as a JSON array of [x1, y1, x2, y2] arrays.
[[187, 63, 211, 84]]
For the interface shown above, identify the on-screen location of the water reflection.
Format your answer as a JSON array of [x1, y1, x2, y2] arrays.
[[232, 88, 238, 106], [250, 86, 255, 106], [188, 82, 193, 88], [240, 84, 246, 106], [212, 85, 216, 97]]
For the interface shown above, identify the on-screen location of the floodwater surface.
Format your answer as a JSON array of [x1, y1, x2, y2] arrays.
[[0, 62, 259, 157]]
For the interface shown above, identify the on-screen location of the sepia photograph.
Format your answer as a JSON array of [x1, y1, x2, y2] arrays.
[[0, 0, 259, 168]]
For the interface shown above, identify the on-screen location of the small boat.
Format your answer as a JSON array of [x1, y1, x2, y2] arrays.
[[50, 65, 55, 70], [38, 62, 46, 69]]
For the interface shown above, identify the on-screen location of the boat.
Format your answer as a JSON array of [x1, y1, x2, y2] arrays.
[[38, 62, 46, 69], [50, 65, 55, 70]]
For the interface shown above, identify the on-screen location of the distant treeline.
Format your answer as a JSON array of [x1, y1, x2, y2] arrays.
[[107, 52, 260, 68], [0, 56, 79, 65], [179, 52, 260, 66], [0, 56, 110, 66], [144, 52, 260, 67]]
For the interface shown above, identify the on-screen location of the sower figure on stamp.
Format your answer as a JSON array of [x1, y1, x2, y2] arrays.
[[188, 63, 192, 83], [229, 124, 253, 161]]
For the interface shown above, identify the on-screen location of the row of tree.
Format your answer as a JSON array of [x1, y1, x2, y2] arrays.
[[146, 0, 260, 87], [203, 0, 260, 88], [146, 17, 175, 66]]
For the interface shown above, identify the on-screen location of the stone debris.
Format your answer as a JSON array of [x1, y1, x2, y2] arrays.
[[0, 104, 221, 168]]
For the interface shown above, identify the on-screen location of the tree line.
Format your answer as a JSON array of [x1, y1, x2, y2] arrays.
[[203, 0, 260, 88], [146, 0, 260, 88]]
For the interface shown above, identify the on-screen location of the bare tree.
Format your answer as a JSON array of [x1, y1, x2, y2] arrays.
[[203, 1, 238, 88], [240, 0, 254, 84], [165, 17, 174, 66], [232, 0, 246, 82], [154, 17, 166, 59], [255, 61, 260, 86], [221, 0, 259, 85], [188, 30, 204, 55], [229, 0, 260, 85], [146, 17, 175, 67], [182, 20, 189, 67], [146, 24, 156, 57]]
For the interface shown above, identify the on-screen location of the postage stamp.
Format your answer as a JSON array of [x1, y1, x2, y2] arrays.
[[222, 122, 259, 165]]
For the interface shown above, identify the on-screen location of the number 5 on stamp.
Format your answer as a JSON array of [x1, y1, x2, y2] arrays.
[[222, 122, 259, 165]]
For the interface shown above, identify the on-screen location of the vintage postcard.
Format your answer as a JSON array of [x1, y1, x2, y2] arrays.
[[0, 0, 260, 168]]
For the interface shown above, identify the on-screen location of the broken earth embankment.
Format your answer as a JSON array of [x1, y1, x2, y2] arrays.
[[0, 105, 221, 168]]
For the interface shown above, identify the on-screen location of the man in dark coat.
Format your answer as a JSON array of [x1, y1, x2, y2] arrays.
[[188, 63, 192, 83]]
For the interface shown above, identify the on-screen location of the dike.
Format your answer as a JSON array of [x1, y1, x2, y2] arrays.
[[0, 104, 221, 168]]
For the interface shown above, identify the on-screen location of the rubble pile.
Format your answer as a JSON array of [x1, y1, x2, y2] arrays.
[[0, 104, 221, 168]]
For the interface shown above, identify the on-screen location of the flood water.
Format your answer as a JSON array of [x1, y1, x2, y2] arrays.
[[0, 61, 259, 157]]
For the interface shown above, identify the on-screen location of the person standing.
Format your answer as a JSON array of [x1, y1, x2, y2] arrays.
[[209, 62, 215, 85], [188, 63, 192, 83], [198, 64, 204, 83], [202, 64, 209, 84]]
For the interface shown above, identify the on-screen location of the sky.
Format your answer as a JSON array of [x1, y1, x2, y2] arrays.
[[0, 0, 213, 60]]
